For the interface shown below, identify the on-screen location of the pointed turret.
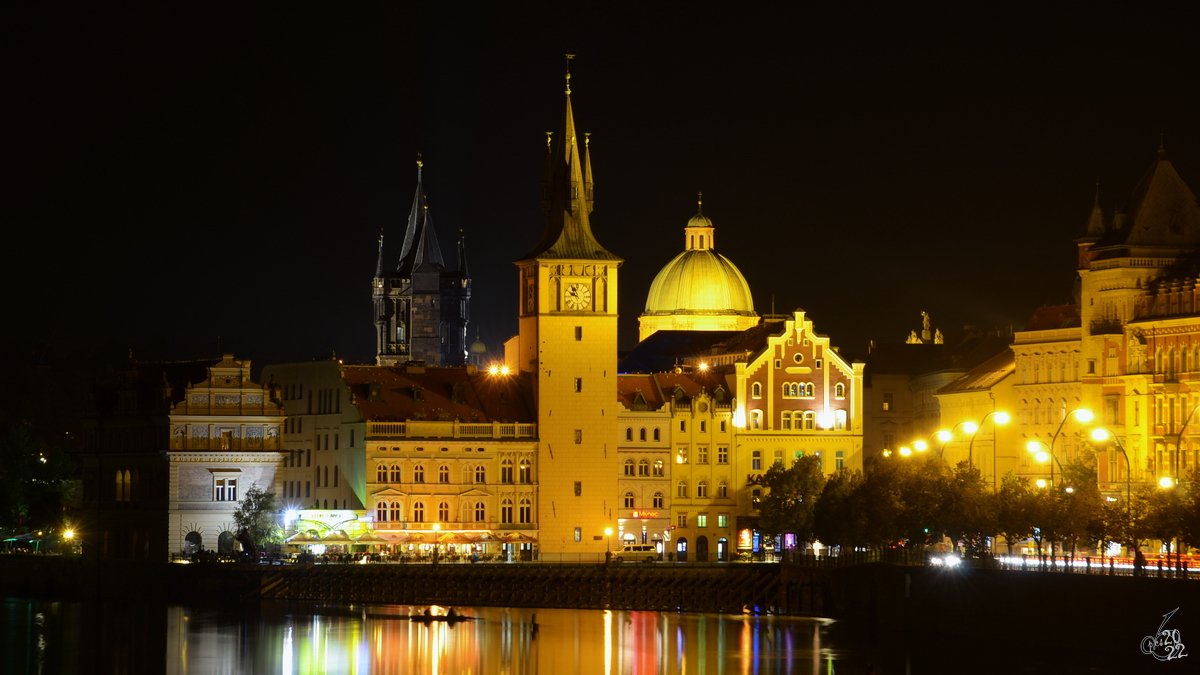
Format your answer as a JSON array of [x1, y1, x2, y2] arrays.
[[1102, 146, 1200, 246], [583, 132, 594, 214], [374, 230, 386, 277], [1085, 184, 1106, 238], [520, 60, 620, 262], [397, 157, 445, 275], [457, 230, 469, 277]]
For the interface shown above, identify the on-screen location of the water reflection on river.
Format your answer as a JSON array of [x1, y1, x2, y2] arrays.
[[5, 599, 870, 674]]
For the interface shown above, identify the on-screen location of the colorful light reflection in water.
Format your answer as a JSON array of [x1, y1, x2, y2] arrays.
[[163, 604, 830, 674]]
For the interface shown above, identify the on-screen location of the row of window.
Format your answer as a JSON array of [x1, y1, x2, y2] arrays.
[[315, 465, 338, 488], [753, 381, 845, 399], [672, 479, 730, 499], [374, 498, 532, 524], [623, 458, 666, 476], [374, 460, 532, 484], [374, 446, 488, 453], [624, 427, 662, 442], [746, 409, 847, 430], [282, 480, 311, 499], [676, 513, 729, 529], [671, 446, 729, 465], [747, 449, 845, 471]]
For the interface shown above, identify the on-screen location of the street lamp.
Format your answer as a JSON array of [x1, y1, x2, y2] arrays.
[[966, 411, 1011, 481], [1089, 428, 1132, 538], [1026, 439, 1066, 487], [1026, 408, 1093, 486], [1172, 405, 1200, 486], [432, 523, 441, 566]]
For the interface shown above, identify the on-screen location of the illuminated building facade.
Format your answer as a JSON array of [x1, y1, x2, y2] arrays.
[[164, 355, 286, 556], [638, 198, 758, 342], [373, 161, 472, 367]]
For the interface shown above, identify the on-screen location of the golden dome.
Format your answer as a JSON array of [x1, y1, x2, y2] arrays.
[[643, 249, 755, 316]]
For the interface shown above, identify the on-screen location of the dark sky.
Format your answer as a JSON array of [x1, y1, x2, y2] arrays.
[[7, 4, 1200, 370]]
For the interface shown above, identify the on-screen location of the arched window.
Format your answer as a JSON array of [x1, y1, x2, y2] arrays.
[[624, 459, 635, 476], [835, 409, 847, 430], [438, 502, 450, 521], [519, 498, 532, 524], [376, 502, 388, 522], [624, 491, 635, 508], [752, 382, 762, 398], [638, 459, 649, 476], [501, 499, 514, 524], [390, 464, 401, 482], [677, 480, 688, 498], [412, 502, 425, 522], [653, 428, 660, 441], [376, 464, 388, 483], [750, 410, 762, 430], [805, 383, 815, 397], [717, 481, 728, 498], [438, 465, 450, 483], [334, 465, 339, 487], [751, 450, 762, 471], [783, 383, 792, 397], [835, 383, 845, 398], [475, 501, 486, 521], [501, 458, 514, 483], [782, 411, 792, 429], [653, 492, 664, 508], [626, 428, 633, 441], [390, 501, 402, 523], [697, 481, 708, 498], [803, 411, 815, 430], [653, 460, 664, 477], [519, 459, 531, 483], [475, 465, 486, 483], [639, 428, 647, 441], [413, 465, 425, 483]]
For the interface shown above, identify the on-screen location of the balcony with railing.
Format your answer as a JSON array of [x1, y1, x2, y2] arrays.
[[367, 420, 536, 440]]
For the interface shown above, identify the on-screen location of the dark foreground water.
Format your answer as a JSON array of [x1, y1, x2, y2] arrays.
[[0, 597, 1176, 674]]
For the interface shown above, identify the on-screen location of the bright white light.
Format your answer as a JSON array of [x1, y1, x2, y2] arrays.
[[816, 411, 834, 429], [488, 365, 499, 375], [943, 554, 960, 567], [936, 430, 952, 443], [500, 366, 510, 375], [284, 509, 298, 523], [962, 422, 979, 435], [1091, 428, 1109, 442], [1036, 479, 1047, 488], [1159, 477, 1175, 488], [1036, 451, 1050, 463], [1027, 441, 1043, 453], [914, 440, 928, 452], [1065, 487, 1075, 493], [1074, 409, 1094, 423], [698, 362, 709, 371], [993, 412, 1011, 424], [899, 447, 912, 456], [732, 409, 746, 428]]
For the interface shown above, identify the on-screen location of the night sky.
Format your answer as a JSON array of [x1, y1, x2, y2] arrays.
[[7, 4, 1200, 371]]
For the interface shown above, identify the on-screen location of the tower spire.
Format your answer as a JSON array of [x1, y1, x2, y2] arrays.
[[375, 229, 385, 277], [457, 229, 469, 277], [519, 57, 619, 261], [397, 154, 445, 274]]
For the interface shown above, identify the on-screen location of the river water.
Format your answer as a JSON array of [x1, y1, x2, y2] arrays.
[[3, 599, 878, 674]]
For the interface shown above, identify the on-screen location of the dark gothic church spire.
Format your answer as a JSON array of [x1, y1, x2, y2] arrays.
[[520, 56, 619, 262], [398, 156, 445, 274]]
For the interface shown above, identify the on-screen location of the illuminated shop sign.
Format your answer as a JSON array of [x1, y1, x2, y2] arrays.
[[737, 528, 753, 550], [629, 511, 660, 519]]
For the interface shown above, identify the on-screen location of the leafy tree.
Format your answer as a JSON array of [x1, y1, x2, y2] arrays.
[[942, 460, 995, 556], [996, 472, 1033, 554], [0, 426, 77, 534], [1058, 458, 1104, 558], [233, 485, 284, 552], [813, 468, 866, 551], [858, 454, 907, 549], [892, 453, 950, 548], [757, 455, 825, 542]]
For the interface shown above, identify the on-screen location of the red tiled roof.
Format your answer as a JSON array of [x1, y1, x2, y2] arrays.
[[342, 365, 535, 423]]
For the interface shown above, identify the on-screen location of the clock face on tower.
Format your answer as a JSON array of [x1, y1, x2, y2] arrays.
[[564, 283, 591, 310]]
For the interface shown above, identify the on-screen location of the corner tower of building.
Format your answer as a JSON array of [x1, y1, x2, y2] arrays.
[[514, 60, 622, 554], [639, 195, 758, 342]]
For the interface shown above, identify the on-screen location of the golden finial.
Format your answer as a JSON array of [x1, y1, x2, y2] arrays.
[[545, 131, 553, 148], [417, 151, 423, 169], [565, 54, 575, 94], [698, 191, 703, 207], [584, 132, 590, 147]]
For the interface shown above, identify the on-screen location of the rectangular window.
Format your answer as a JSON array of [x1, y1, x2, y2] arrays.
[[574, 378, 582, 393], [574, 430, 582, 444], [774, 359, 781, 369], [883, 434, 894, 450], [574, 481, 582, 496], [699, 420, 706, 433], [677, 514, 687, 528], [718, 446, 729, 464], [836, 450, 845, 471], [1134, 401, 1140, 427], [574, 527, 582, 542], [718, 514, 728, 528], [680, 420, 686, 432], [720, 420, 727, 432], [677, 447, 688, 464], [697, 514, 708, 528], [882, 392, 894, 412], [815, 360, 823, 369], [213, 476, 238, 502], [350, 430, 355, 447], [306, 481, 311, 497], [697, 446, 708, 464], [575, 326, 582, 341], [334, 434, 339, 450]]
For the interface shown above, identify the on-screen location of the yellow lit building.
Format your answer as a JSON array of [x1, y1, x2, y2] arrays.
[[638, 198, 758, 342]]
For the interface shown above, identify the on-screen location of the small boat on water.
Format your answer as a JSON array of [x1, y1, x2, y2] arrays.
[[409, 614, 473, 623]]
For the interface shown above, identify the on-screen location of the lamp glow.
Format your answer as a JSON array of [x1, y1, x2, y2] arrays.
[[1159, 477, 1175, 488], [914, 440, 928, 452], [732, 409, 746, 428], [1091, 428, 1109, 442], [1026, 441, 1043, 453], [962, 422, 979, 435], [488, 365, 499, 375], [698, 362, 709, 371], [1074, 409, 1094, 423], [936, 430, 952, 443], [1036, 479, 1047, 488], [993, 412, 1011, 424], [816, 411, 834, 429], [899, 446, 912, 456], [63, 530, 74, 540], [1036, 451, 1050, 463]]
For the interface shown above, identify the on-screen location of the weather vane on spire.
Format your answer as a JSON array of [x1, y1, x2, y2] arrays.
[[565, 53, 575, 94]]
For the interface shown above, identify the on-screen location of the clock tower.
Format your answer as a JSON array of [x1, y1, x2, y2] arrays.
[[516, 60, 622, 554]]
